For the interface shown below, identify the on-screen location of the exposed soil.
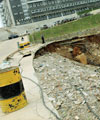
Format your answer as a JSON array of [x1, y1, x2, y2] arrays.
[[33, 34, 100, 120], [35, 34, 100, 66]]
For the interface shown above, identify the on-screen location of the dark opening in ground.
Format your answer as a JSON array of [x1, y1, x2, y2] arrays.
[[35, 34, 100, 66], [33, 34, 100, 120]]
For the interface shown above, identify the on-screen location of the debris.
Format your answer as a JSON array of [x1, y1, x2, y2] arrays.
[[95, 94, 100, 101], [74, 100, 82, 105], [82, 91, 88, 96], [55, 101, 62, 110], [48, 97, 55, 102], [0, 61, 11, 69], [68, 47, 73, 52], [33, 52, 100, 120], [73, 46, 81, 56], [75, 53, 87, 64], [75, 116, 80, 120]]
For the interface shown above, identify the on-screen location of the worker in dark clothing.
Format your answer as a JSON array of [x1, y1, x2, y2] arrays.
[[41, 35, 45, 44], [21, 37, 24, 41]]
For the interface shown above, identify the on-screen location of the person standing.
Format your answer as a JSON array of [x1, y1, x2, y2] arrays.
[[21, 37, 24, 41], [41, 35, 45, 44]]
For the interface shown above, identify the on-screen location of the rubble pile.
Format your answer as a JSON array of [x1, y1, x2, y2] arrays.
[[33, 53, 100, 120], [85, 40, 100, 66]]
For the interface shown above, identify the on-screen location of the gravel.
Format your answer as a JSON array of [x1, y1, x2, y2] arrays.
[[33, 52, 100, 120]]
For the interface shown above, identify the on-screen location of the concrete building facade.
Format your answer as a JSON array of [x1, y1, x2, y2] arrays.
[[2, 0, 100, 26], [0, 2, 6, 27], [28, 0, 100, 22]]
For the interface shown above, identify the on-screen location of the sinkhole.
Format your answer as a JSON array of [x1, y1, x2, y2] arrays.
[[35, 34, 100, 66]]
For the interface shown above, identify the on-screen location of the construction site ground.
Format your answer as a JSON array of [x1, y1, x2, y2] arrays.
[[0, 37, 58, 120], [1, 32, 100, 120], [33, 34, 100, 120]]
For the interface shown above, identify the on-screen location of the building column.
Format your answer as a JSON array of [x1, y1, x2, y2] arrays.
[[47, 15, 49, 20], [61, 12, 63, 17], [6, 0, 16, 26]]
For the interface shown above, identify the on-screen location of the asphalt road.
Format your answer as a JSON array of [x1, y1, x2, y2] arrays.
[[0, 38, 19, 63]]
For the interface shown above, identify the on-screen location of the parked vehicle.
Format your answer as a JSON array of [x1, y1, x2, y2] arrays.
[[8, 34, 19, 39], [41, 25, 48, 30]]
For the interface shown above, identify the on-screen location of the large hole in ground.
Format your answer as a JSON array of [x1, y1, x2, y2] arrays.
[[35, 34, 100, 66], [34, 34, 100, 120]]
